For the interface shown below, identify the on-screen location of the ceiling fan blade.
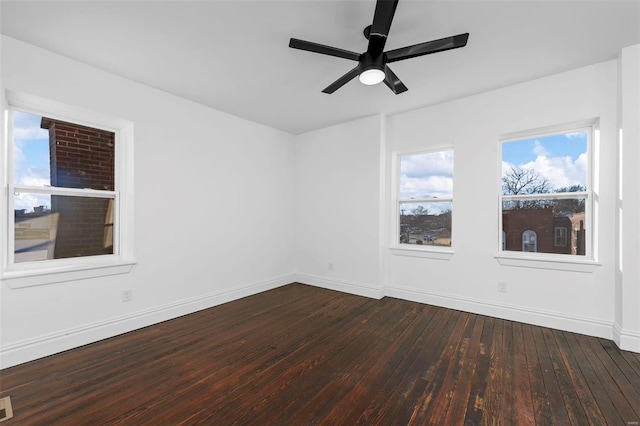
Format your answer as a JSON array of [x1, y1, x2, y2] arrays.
[[385, 33, 469, 63], [383, 65, 408, 94], [368, 0, 399, 56], [289, 38, 360, 61], [322, 65, 361, 94]]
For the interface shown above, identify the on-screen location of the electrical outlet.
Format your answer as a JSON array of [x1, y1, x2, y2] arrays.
[[122, 289, 133, 302], [498, 282, 507, 293]]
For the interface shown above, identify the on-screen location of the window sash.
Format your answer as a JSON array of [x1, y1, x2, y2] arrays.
[[397, 200, 453, 247], [498, 123, 594, 259], [6, 105, 121, 270], [8, 186, 119, 267], [394, 147, 454, 251], [501, 192, 588, 202]]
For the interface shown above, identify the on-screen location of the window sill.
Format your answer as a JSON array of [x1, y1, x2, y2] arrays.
[[494, 252, 600, 273], [1, 259, 136, 289], [390, 246, 454, 260]]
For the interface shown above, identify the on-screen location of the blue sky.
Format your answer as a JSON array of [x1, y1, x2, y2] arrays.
[[502, 131, 588, 190], [12, 110, 51, 211]]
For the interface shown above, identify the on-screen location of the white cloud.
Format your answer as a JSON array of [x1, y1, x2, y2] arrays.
[[14, 192, 50, 212], [401, 150, 453, 179], [520, 153, 587, 189], [533, 140, 548, 156], [400, 175, 453, 199], [14, 126, 49, 141], [14, 166, 50, 187], [501, 160, 516, 177]]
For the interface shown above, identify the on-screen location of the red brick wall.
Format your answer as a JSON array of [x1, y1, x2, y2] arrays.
[[502, 208, 555, 253], [502, 208, 576, 255], [41, 118, 115, 259]]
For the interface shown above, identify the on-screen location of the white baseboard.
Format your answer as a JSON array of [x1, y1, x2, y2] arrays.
[[292, 276, 620, 344], [0, 273, 294, 369], [4, 274, 636, 369], [294, 273, 384, 300], [385, 284, 615, 341], [613, 322, 640, 353]]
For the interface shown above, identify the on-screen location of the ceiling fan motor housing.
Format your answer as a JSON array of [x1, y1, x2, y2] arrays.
[[359, 51, 385, 74]]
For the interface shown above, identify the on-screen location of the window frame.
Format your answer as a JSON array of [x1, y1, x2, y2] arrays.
[[495, 119, 600, 272], [554, 227, 568, 247], [390, 146, 454, 260], [2, 90, 135, 288], [522, 230, 537, 252]]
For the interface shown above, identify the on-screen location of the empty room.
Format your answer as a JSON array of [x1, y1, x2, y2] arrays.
[[0, 0, 639, 424]]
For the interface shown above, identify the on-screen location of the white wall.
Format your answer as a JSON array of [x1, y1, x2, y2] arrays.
[[294, 115, 385, 298], [384, 60, 618, 339], [294, 56, 640, 350], [0, 36, 296, 367], [615, 44, 640, 351]]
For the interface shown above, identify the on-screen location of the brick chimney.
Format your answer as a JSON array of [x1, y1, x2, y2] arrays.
[[41, 118, 115, 259]]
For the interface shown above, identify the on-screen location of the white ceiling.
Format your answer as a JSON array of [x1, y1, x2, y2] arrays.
[[1, 0, 639, 135]]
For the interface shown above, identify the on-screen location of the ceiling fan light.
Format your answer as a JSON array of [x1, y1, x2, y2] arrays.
[[359, 68, 385, 85]]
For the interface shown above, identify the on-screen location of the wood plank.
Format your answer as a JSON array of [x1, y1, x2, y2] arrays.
[[521, 323, 554, 425], [286, 302, 441, 425], [482, 315, 507, 424], [530, 324, 571, 424], [551, 329, 607, 425], [541, 327, 590, 425], [380, 313, 478, 425], [405, 311, 472, 424], [562, 331, 627, 425], [511, 321, 536, 425], [499, 319, 517, 424], [462, 316, 495, 425], [1, 283, 639, 425], [585, 337, 640, 419], [325, 306, 458, 424], [443, 315, 485, 425]]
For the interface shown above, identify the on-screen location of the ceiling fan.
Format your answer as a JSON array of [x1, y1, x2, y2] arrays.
[[289, 0, 469, 95]]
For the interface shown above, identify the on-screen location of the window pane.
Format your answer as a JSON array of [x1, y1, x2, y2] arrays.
[[13, 111, 51, 187], [400, 150, 453, 199], [502, 199, 585, 255], [399, 202, 452, 246], [14, 193, 114, 263], [13, 111, 115, 191], [502, 131, 587, 195]]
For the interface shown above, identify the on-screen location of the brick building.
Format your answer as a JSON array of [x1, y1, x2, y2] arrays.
[[41, 118, 115, 259], [502, 207, 585, 255]]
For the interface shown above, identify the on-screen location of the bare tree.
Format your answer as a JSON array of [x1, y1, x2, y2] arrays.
[[412, 205, 430, 216], [553, 185, 586, 215], [502, 167, 553, 209], [502, 167, 552, 195]]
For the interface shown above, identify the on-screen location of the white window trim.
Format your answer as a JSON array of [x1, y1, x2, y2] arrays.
[[390, 147, 454, 260], [2, 90, 135, 288], [495, 118, 600, 272]]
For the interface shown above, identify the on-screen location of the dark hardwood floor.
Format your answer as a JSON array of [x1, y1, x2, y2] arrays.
[[1, 283, 639, 425]]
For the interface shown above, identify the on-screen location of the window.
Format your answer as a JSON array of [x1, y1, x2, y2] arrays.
[[554, 227, 568, 247], [522, 230, 537, 252], [397, 149, 453, 249], [11, 111, 116, 263], [500, 123, 592, 257], [2, 92, 134, 287]]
